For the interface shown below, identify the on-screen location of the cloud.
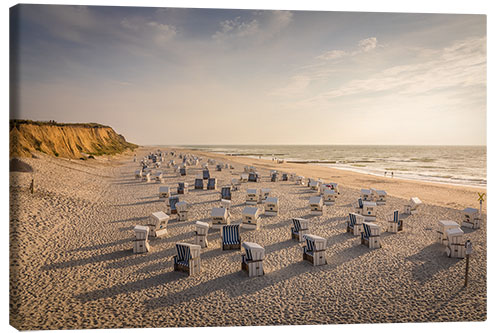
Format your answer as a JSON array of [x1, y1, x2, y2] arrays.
[[358, 37, 377, 52], [317, 37, 378, 61], [212, 17, 260, 40], [212, 10, 292, 42]]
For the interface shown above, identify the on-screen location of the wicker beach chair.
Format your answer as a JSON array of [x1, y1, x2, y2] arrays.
[[221, 224, 241, 250], [302, 234, 327, 266], [173, 243, 201, 276], [241, 242, 265, 277], [291, 218, 309, 241]]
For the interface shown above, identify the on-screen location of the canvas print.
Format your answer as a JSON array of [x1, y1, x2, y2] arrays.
[[9, 4, 486, 330]]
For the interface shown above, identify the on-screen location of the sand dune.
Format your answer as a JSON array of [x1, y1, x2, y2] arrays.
[[9, 147, 486, 330]]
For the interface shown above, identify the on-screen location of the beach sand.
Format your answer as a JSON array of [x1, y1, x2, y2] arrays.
[[10, 147, 487, 330]]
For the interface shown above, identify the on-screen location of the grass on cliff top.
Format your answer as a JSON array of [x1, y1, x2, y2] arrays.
[[10, 119, 111, 130]]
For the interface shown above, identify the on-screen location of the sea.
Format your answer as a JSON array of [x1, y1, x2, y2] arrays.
[[173, 145, 486, 188]]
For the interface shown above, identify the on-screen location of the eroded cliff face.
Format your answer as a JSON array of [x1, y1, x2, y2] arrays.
[[10, 120, 137, 159]]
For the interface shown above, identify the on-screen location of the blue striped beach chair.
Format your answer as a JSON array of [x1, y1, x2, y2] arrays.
[[249, 172, 259, 182], [347, 213, 357, 233], [388, 210, 403, 233], [271, 172, 278, 182], [282, 173, 288, 181], [203, 169, 210, 180], [302, 234, 327, 266], [168, 196, 180, 215], [291, 218, 309, 241], [221, 186, 231, 200], [180, 167, 187, 176], [194, 178, 204, 190], [361, 222, 381, 248], [221, 224, 241, 250], [207, 178, 217, 190], [173, 243, 201, 275], [177, 182, 188, 194]]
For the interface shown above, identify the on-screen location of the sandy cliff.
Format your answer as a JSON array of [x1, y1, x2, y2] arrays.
[[10, 120, 137, 159]]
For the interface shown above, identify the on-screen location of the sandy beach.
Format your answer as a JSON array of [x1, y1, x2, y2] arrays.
[[10, 147, 487, 330]]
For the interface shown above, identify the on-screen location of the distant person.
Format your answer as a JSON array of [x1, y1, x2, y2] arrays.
[[384, 171, 387, 177], [391, 172, 394, 178]]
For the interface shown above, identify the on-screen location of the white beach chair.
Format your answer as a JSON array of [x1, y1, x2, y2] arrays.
[[159, 186, 170, 199], [241, 242, 265, 277], [194, 221, 209, 248], [361, 189, 371, 201], [246, 189, 261, 205], [323, 189, 336, 206], [302, 234, 327, 266], [211, 207, 230, 229], [264, 197, 279, 216], [354, 198, 377, 221], [149, 211, 169, 238], [445, 228, 465, 258], [374, 189, 387, 205], [240, 173, 249, 183], [133, 225, 151, 253], [461, 208, 481, 229], [176, 201, 189, 221], [404, 197, 422, 215], [173, 243, 201, 276], [437, 220, 460, 245], [242, 206, 260, 230], [309, 196, 324, 215]]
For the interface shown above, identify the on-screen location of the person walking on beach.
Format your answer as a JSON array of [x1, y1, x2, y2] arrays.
[[384, 171, 387, 177], [391, 172, 394, 178]]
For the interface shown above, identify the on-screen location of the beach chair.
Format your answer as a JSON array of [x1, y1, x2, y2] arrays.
[[248, 172, 260, 182], [282, 173, 288, 181], [354, 198, 377, 221], [241, 242, 265, 277], [203, 169, 210, 180], [220, 199, 231, 210], [374, 189, 387, 205], [271, 172, 278, 182], [462, 208, 482, 229], [264, 197, 279, 216], [216, 164, 223, 171], [194, 221, 209, 248], [159, 186, 170, 199], [323, 189, 336, 206], [246, 189, 260, 205], [221, 224, 241, 250], [194, 177, 204, 190], [445, 228, 465, 258], [156, 172, 164, 183], [387, 210, 403, 233], [361, 222, 381, 249], [347, 213, 365, 236], [296, 176, 305, 185], [177, 182, 188, 194], [145, 172, 151, 183], [168, 196, 180, 215], [437, 220, 460, 245], [207, 178, 217, 190], [135, 170, 142, 179], [404, 197, 422, 215], [309, 180, 320, 193], [176, 201, 189, 221], [133, 225, 150, 253], [221, 186, 231, 200], [302, 234, 327, 266], [240, 173, 249, 182], [149, 211, 169, 238], [291, 218, 309, 241], [260, 188, 271, 202], [309, 196, 324, 215], [361, 189, 371, 201], [231, 178, 240, 191], [211, 207, 230, 228], [242, 206, 260, 230], [173, 243, 201, 276]]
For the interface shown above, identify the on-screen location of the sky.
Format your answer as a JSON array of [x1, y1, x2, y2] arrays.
[[10, 4, 486, 145]]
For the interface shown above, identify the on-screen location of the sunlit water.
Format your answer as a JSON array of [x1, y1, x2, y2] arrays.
[[170, 145, 486, 188]]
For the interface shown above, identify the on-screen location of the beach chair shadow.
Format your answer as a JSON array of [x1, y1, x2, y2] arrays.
[[405, 243, 459, 283], [68, 238, 132, 253], [75, 271, 183, 303], [110, 216, 150, 224], [43, 249, 134, 271]]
